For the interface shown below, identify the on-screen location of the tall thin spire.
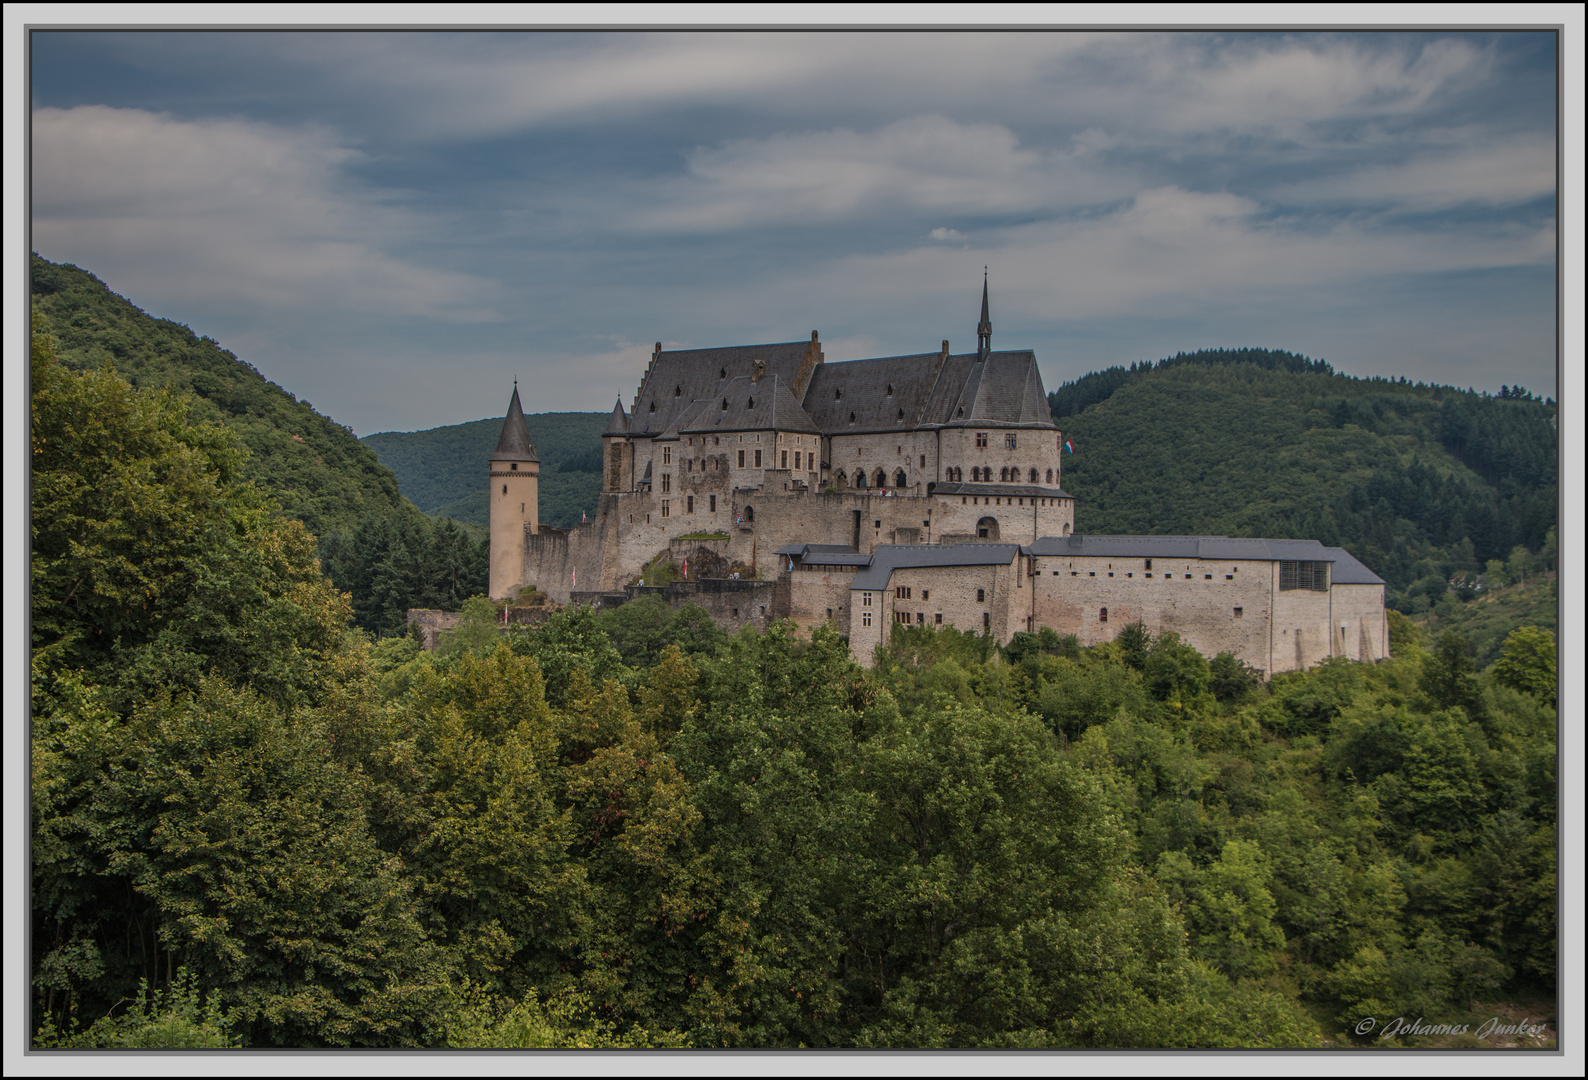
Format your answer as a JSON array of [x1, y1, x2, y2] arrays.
[[976, 267, 992, 360]]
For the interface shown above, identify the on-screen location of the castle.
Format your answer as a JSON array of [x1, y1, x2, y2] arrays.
[[488, 282, 1388, 674]]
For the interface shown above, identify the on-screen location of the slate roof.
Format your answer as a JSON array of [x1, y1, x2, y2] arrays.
[[1323, 547, 1387, 585], [1023, 534, 1383, 583], [603, 399, 629, 435], [491, 386, 539, 462], [802, 350, 1057, 433], [632, 341, 812, 436], [850, 543, 1022, 591], [677, 374, 822, 436]]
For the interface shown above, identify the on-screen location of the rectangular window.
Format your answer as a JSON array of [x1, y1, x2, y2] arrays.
[[738, 450, 745, 467], [661, 500, 669, 517], [862, 611, 872, 628], [661, 474, 670, 493], [709, 494, 717, 512], [1280, 561, 1330, 591], [1234, 607, 1244, 618], [1005, 434, 1017, 449], [1145, 559, 1152, 570], [755, 449, 762, 467], [921, 589, 929, 601], [976, 432, 988, 448], [687, 495, 694, 513], [976, 588, 986, 602], [917, 612, 925, 624], [863, 593, 872, 607], [794, 451, 801, 470], [983, 612, 990, 630], [782, 450, 788, 468], [935, 613, 942, 624], [663, 447, 671, 464]]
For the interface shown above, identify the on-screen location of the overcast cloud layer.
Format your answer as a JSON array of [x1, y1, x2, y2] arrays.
[[30, 29, 1560, 434]]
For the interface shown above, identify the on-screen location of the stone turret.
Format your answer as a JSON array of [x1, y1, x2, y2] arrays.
[[601, 397, 633, 493], [489, 383, 539, 599]]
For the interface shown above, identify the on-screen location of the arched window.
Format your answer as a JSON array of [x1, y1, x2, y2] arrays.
[[744, 505, 754, 522], [1046, 468, 1053, 483], [874, 468, 887, 488], [1000, 467, 1010, 482], [1029, 467, 1039, 483], [895, 469, 908, 488], [977, 516, 999, 540], [856, 472, 868, 488], [835, 470, 847, 486]]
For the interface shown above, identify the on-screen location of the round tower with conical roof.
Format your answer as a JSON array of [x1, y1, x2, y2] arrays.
[[489, 383, 539, 599]]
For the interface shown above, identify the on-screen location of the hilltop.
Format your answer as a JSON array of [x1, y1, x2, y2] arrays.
[[1049, 349, 1557, 614], [30, 254, 410, 540], [362, 412, 607, 529]]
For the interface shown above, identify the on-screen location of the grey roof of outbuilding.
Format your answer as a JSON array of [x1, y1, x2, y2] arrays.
[[632, 341, 811, 436], [802, 350, 1057, 432], [1323, 547, 1387, 585], [775, 543, 863, 557], [1023, 534, 1383, 582], [491, 386, 539, 462], [677, 374, 822, 435], [931, 482, 1073, 499], [850, 543, 1022, 591]]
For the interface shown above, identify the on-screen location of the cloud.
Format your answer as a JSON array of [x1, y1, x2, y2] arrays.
[[1274, 133, 1555, 208], [816, 185, 1554, 323], [635, 115, 1127, 231], [30, 105, 500, 322], [929, 228, 967, 241]]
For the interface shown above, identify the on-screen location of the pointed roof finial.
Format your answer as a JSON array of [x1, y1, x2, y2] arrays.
[[492, 384, 539, 462], [977, 268, 992, 360]]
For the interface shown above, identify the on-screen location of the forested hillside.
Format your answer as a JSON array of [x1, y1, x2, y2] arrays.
[[31, 315, 1558, 1049], [362, 413, 608, 529], [1049, 351, 1557, 615], [30, 255, 488, 633], [31, 254, 405, 540]]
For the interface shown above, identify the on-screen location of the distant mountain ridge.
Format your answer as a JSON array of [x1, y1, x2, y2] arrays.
[[362, 412, 608, 529], [1049, 350, 1556, 612]]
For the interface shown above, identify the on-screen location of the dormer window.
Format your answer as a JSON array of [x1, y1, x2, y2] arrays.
[[849, 411, 856, 423], [747, 397, 755, 409], [886, 383, 893, 396], [649, 402, 656, 412], [897, 408, 904, 419], [835, 388, 843, 400], [722, 399, 729, 410], [674, 385, 681, 397], [958, 406, 964, 417], [720, 367, 727, 379]]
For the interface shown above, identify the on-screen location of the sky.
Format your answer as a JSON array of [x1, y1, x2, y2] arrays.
[[26, 18, 1568, 437]]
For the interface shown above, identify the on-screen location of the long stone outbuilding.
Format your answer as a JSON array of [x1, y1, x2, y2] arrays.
[[485, 280, 1389, 675]]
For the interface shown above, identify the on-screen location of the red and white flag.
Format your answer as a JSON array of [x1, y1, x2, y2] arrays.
[[572, 568, 577, 589], [683, 557, 689, 579]]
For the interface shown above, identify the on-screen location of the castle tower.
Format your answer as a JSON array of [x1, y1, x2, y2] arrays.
[[489, 382, 539, 600]]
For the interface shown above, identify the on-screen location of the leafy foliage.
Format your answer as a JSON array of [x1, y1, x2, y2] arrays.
[[1050, 352, 1557, 618], [31, 254, 407, 540]]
